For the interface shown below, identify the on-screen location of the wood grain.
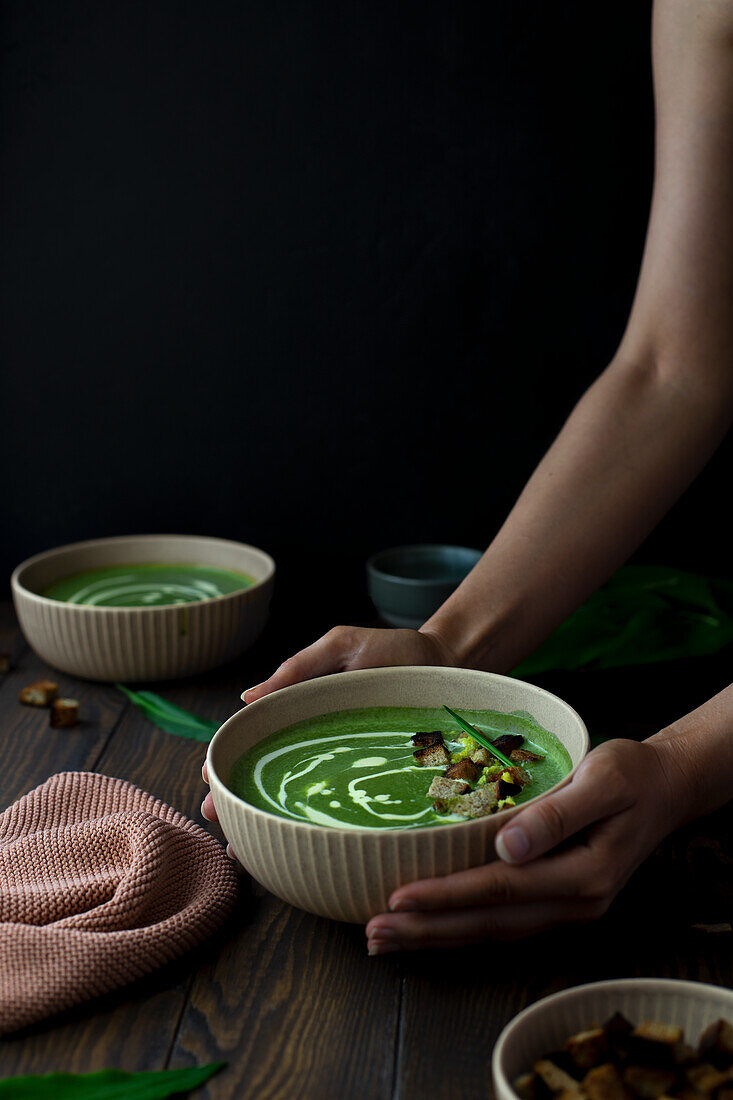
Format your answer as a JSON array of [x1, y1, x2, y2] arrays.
[[169, 888, 402, 1100], [0, 601, 731, 1099]]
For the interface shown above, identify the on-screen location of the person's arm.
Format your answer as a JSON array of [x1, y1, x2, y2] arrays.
[[421, 0, 733, 674], [238, 0, 733, 705]]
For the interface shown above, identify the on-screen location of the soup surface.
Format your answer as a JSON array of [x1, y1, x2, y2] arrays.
[[43, 563, 255, 607], [229, 705, 572, 830]]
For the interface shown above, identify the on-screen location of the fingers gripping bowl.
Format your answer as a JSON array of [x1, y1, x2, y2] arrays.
[[207, 666, 589, 923]]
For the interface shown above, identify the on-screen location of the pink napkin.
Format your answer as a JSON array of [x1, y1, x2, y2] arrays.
[[0, 771, 237, 1035]]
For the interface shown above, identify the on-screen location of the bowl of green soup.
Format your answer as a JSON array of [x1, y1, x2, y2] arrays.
[[207, 665, 589, 923], [11, 534, 275, 681]]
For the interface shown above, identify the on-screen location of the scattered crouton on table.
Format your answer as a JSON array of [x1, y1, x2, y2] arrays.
[[50, 698, 80, 728], [19, 680, 59, 707]]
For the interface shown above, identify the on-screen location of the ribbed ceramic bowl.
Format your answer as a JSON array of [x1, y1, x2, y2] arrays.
[[207, 665, 589, 923], [11, 534, 275, 682], [366, 544, 482, 629], [492, 978, 733, 1100]]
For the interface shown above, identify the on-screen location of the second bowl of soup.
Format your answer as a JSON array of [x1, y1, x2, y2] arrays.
[[11, 534, 275, 681], [207, 666, 589, 922]]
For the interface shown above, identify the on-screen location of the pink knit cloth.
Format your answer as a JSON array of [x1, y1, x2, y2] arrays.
[[0, 771, 237, 1035]]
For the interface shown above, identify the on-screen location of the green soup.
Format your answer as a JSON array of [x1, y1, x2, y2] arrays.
[[229, 706, 572, 831], [43, 563, 255, 607]]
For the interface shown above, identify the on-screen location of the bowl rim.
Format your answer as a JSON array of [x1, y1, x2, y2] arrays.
[[207, 665, 590, 837], [11, 533, 276, 613], [492, 977, 733, 1100], [366, 543, 483, 587]]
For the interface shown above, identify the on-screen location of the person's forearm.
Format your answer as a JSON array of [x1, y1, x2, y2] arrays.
[[422, 355, 732, 672], [649, 682, 733, 829]]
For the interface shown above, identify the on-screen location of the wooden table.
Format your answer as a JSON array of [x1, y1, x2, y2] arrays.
[[0, 601, 731, 1099]]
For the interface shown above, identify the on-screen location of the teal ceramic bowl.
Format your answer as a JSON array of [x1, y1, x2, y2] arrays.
[[366, 544, 482, 629]]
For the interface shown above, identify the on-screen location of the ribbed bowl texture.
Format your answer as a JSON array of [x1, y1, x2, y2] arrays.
[[11, 534, 275, 682], [492, 978, 733, 1100], [207, 665, 589, 924]]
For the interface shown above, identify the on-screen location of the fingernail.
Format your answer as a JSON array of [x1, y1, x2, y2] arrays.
[[241, 683, 262, 701], [200, 800, 212, 822], [496, 825, 530, 863], [368, 942, 401, 956], [226, 844, 238, 861], [368, 926, 396, 940], [389, 897, 413, 912]]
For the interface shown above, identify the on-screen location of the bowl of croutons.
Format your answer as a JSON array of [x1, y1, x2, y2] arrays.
[[11, 534, 275, 682], [492, 978, 733, 1100]]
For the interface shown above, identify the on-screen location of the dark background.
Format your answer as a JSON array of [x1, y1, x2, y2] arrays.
[[1, 0, 729, 634]]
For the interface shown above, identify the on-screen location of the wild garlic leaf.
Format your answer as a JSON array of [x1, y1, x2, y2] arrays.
[[0, 1062, 225, 1099], [117, 685, 220, 742], [512, 565, 733, 677]]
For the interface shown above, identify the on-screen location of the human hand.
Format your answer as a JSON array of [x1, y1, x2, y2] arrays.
[[365, 737, 685, 954], [200, 624, 456, 827]]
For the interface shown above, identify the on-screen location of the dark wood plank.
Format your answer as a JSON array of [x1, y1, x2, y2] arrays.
[[168, 887, 402, 1100], [0, 607, 126, 815]]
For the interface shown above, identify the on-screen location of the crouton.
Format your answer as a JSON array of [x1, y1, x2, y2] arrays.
[[413, 743, 451, 768], [19, 679, 59, 707], [513, 1073, 536, 1100], [411, 731, 445, 748], [471, 746, 493, 766], [535, 1060, 583, 1094], [50, 698, 80, 729], [622, 1067, 677, 1098], [427, 776, 470, 801], [583, 1064, 632, 1100], [0, 652, 10, 674], [511, 748, 545, 763], [566, 1029, 609, 1072], [604, 1014, 635, 1061], [444, 758, 480, 784], [686, 1064, 727, 1093], [631, 1023, 684, 1067], [699, 1020, 733, 1067], [450, 784, 499, 818], [492, 733, 524, 755]]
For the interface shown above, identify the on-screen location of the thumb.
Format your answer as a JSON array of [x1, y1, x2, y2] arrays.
[[494, 757, 630, 864]]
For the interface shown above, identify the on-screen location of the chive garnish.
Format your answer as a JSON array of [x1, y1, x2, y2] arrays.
[[442, 705, 515, 769]]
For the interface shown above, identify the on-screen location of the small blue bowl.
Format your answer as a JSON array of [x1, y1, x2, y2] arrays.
[[366, 544, 482, 629]]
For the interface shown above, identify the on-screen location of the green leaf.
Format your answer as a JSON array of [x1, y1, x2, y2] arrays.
[[442, 706, 515, 767], [0, 1062, 225, 1099], [117, 685, 220, 743], [512, 565, 733, 677]]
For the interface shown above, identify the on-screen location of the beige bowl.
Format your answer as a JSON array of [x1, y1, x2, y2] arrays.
[[207, 665, 589, 923], [492, 978, 733, 1100], [11, 534, 275, 682]]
